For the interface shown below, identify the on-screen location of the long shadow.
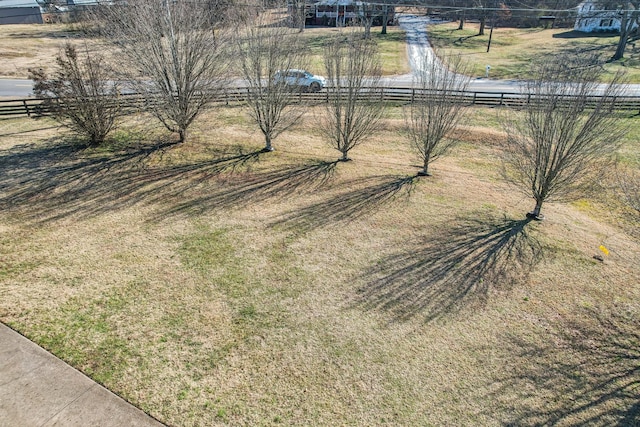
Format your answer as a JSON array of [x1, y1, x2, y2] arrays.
[[486, 307, 640, 426], [553, 30, 619, 39], [0, 139, 265, 223], [353, 215, 543, 322], [0, 125, 61, 138], [152, 160, 339, 220], [270, 174, 416, 233]]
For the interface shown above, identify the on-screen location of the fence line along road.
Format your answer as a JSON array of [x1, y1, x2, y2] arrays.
[[3, 87, 640, 119]]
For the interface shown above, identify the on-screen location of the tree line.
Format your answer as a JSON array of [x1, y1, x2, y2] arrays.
[[29, 0, 638, 222]]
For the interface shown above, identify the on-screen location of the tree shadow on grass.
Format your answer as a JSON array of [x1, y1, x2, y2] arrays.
[[353, 215, 543, 322], [152, 160, 339, 220], [270, 174, 417, 233], [486, 307, 640, 426], [553, 30, 619, 39], [0, 138, 268, 223]]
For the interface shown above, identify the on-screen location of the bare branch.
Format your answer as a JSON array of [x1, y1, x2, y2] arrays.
[[501, 53, 628, 219], [94, 0, 233, 143], [236, 9, 309, 151], [30, 43, 122, 146], [404, 51, 471, 176], [319, 30, 385, 162]]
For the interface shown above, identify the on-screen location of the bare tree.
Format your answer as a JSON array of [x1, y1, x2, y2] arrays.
[[575, 0, 639, 61], [502, 53, 627, 220], [30, 43, 121, 146], [237, 11, 308, 152], [290, 0, 306, 32], [612, 4, 640, 61], [404, 52, 470, 176], [359, 2, 375, 39], [320, 31, 385, 162], [94, 0, 231, 143]]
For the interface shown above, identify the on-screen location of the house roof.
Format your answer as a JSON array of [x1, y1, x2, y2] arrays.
[[67, 0, 103, 5], [0, 0, 41, 8]]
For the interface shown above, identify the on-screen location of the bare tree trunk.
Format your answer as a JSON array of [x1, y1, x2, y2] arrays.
[[264, 136, 273, 151], [458, 12, 465, 30], [479, 15, 486, 35], [361, 3, 373, 39], [612, 8, 639, 61], [419, 157, 431, 176], [528, 199, 544, 220], [291, 0, 305, 32], [381, 5, 388, 34]]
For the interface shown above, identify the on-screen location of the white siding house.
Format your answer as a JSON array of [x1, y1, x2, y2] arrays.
[[574, 0, 633, 32]]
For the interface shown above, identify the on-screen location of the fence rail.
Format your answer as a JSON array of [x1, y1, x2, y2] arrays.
[[3, 87, 640, 119]]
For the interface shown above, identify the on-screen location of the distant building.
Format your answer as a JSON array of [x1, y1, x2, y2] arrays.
[[291, 0, 395, 27], [573, 0, 631, 32], [0, 0, 43, 25]]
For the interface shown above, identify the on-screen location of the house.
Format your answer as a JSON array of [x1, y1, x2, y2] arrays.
[[0, 0, 43, 25], [573, 0, 633, 32], [304, 0, 395, 27]]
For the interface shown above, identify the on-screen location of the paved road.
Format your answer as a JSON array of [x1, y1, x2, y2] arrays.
[[2, 17, 639, 97], [0, 79, 34, 98], [390, 14, 640, 95]]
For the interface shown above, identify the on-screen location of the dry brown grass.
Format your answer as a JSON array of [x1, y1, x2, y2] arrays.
[[1, 106, 639, 426], [0, 23, 109, 79], [0, 22, 409, 80]]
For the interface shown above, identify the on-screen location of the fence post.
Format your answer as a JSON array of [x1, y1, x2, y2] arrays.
[[500, 93, 504, 106], [23, 100, 31, 117], [473, 92, 477, 105]]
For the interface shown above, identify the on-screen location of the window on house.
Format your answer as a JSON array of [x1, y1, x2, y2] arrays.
[[599, 19, 613, 27]]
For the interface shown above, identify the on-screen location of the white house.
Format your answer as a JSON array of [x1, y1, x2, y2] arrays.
[[574, 0, 634, 32]]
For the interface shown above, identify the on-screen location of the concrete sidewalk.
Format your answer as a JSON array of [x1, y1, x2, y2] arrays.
[[0, 323, 164, 426]]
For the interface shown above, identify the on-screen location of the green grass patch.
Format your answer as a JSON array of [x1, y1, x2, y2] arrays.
[[427, 22, 640, 82], [303, 26, 409, 75]]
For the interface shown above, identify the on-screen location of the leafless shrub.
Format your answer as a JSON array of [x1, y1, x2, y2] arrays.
[[30, 43, 122, 146]]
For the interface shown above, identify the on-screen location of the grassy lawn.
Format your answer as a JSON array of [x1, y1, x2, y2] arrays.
[[0, 23, 108, 79], [427, 21, 640, 82], [303, 26, 410, 76], [1, 106, 639, 426], [0, 23, 409, 79]]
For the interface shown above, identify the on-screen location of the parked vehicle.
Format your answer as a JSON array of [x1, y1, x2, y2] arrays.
[[274, 69, 326, 92]]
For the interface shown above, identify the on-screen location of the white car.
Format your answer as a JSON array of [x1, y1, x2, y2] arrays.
[[274, 69, 326, 92]]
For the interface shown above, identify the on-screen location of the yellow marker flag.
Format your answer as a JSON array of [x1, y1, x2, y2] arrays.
[[599, 245, 609, 256]]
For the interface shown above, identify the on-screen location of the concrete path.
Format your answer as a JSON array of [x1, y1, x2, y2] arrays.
[[0, 323, 164, 427]]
